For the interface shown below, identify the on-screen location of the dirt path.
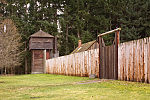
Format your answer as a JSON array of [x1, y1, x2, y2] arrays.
[[75, 79, 112, 84]]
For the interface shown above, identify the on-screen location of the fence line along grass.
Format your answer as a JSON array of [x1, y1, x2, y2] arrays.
[[46, 49, 99, 77], [0, 74, 150, 100], [47, 37, 150, 84]]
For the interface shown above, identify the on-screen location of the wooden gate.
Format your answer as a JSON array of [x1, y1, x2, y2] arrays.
[[98, 28, 120, 79]]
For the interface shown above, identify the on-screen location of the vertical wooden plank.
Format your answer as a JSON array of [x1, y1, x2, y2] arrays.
[[105, 46, 107, 79], [97, 49, 100, 77], [115, 31, 119, 79], [86, 51, 89, 76], [72, 54, 74, 76], [94, 49, 96, 75], [118, 44, 121, 80], [107, 46, 109, 79], [110, 45, 113, 79], [106, 46, 109, 79], [84, 51, 87, 76], [90, 50, 92, 75], [89, 50, 91, 76], [112, 44, 115, 79], [130, 41, 134, 81], [133, 40, 136, 81], [140, 39, 144, 82], [108, 46, 111, 79], [76, 53, 78, 76], [68, 55, 70, 76], [106, 46, 108, 79], [76, 53, 79, 76], [71, 54, 73, 76], [138, 40, 141, 82], [75, 53, 77, 76], [92, 50, 94, 76], [98, 37, 102, 78], [124, 43, 127, 81], [80, 52, 82, 76], [128, 42, 132, 81], [110, 45, 112, 79], [142, 39, 145, 82], [80, 52, 83, 76], [83, 51, 85, 76], [79, 52, 81, 76], [121, 43, 124, 80], [144, 38, 148, 83], [93, 49, 95, 75], [135, 40, 138, 81], [123, 43, 126, 81], [93, 50, 95, 75], [95, 49, 98, 77], [148, 37, 150, 83], [104, 46, 106, 78]]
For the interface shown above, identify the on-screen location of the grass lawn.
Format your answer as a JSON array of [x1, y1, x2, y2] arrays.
[[0, 74, 150, 100]]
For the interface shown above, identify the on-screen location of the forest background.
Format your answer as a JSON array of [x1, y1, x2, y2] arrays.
[[0, 0, 150, 74]]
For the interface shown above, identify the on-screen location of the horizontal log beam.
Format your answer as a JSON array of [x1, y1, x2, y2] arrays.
[[98, 28, 121, 37]]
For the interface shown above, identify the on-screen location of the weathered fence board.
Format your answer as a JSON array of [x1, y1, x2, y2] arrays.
[[46, 49, 99, 77], [118, 37, 150, 83]]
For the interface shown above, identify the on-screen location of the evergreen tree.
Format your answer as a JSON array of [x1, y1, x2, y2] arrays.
[[1, 0, 150, 57]]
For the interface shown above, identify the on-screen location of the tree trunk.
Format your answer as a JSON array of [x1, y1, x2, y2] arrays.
[[11, 67, 13, 74], [66, 24, 68, 43], [4, 67, 6, 75], [77, 29, 80, 39], [25, 41, 28, 74], [25, 57, 28, 74], [65, 24, 69, 54], [1, 68, 3, 75]]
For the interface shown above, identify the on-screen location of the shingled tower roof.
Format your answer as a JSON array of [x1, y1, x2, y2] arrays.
[[30, 30, 54, 38]]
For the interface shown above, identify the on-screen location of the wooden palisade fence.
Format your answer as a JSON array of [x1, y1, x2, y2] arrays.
[[46, 35, 150, 84], [118, 37, 150, 83], [46, 49, 99, 77]]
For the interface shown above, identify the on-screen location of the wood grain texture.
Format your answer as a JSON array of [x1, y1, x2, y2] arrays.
[[46, 49, 99, 77], [118, 37, 150, 83]]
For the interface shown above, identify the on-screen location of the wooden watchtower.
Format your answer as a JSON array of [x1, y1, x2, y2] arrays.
[[29, 30, 58, 74]]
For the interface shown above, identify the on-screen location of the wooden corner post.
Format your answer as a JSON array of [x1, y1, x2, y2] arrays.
[[98, 37, 102, 78], [115, 30, 120, 79]]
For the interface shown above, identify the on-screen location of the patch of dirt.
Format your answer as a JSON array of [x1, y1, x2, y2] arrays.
[[0, 81, 5, 83], [75, 79, 113, 84], [0, 74, 15, 76], [17, 79, 113, 90], [18, 87, 33, 91], [30, 97, 41, 99]]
